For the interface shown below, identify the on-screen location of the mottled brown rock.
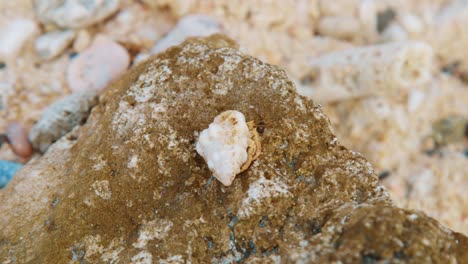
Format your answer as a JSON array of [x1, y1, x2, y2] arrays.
[[0, 35, 466, 263]]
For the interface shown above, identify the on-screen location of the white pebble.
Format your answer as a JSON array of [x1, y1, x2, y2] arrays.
[[381, 23, 409, 42], [34, 0, 120, 29], [35, 30, 76, 59], [67, 35, 130, 93], [73, 29, 92, 52], [0, 19, 38, 60], [398, 13, 425, 35], [196, 111, 250, 186], [408, 213, 419, 221], [407, 90, 425, 113], [317, 16, 361, 40], [151, 14, 220, 54]]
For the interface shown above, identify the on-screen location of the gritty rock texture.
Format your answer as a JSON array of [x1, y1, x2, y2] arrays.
[[0, 35, 466, 263]]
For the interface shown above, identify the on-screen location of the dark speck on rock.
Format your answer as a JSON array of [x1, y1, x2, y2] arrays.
[[295, 175, 305, 183], [258, 215, 268, 227], [256, 121, 265, 134], [394, 250, 406, 259], [202, 176, 214, 193], [362, 253, 382, 264], [204, 237, 214, 249], [262, 246, 279, 256], [248, 241, 256, 254], [228, 214, 239, 229], [52, 196, 59, 207], [309, 221, 322, 235]]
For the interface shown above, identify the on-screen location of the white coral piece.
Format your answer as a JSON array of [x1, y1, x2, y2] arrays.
[[196, 111, 250, 186]]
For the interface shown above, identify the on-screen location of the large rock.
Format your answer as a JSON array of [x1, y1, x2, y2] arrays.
[[0, 35, 466, 263]]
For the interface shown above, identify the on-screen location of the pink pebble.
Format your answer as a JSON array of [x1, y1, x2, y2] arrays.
[[67, 35, 130, 93], [5, 121, 32, 159]]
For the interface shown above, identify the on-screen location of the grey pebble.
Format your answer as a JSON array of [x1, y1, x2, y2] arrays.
[[29, 91, 98, 153]]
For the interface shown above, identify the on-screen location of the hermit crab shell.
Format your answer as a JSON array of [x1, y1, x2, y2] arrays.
[[196, 110, 261, 186]]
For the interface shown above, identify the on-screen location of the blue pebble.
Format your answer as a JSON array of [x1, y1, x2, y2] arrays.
[[0, 160, 22, 188]]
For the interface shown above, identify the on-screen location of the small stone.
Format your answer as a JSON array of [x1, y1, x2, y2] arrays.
[[35, 30, 76, 59], [5, 122, 32, 159], [133, 53, 151, 65], [34, 0, 121, 29], [29, 91, 98, 153], [67, 35, 130, 93], [72, 29, 91, 52], [432, 115, 467, 146], [151, 14, 220, 54], [407, 90, 425, 113], [0, 19, 39, 60], [441, 62, 461, 75], [398, 13, 424, 35], [380, 23, 409, 42], [0, 160, 22, 188], [317, 16, 361, 40]]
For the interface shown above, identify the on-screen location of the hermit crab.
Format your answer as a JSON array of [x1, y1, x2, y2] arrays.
[[196, 110, 261, 186]]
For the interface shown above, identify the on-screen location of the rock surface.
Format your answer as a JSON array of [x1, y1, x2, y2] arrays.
[[0, 35, 466, 263]]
